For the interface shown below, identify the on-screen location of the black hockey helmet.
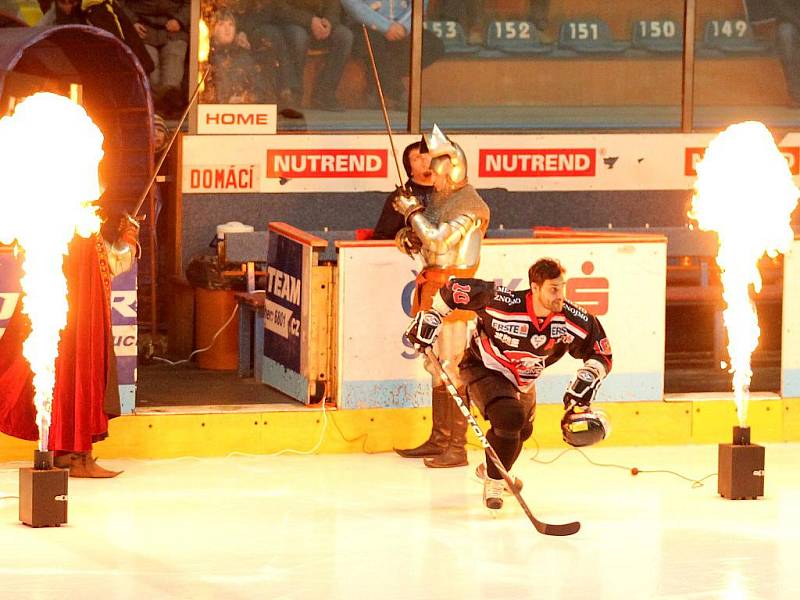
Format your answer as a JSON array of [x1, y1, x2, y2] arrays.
[[561, 408, 610, 447]]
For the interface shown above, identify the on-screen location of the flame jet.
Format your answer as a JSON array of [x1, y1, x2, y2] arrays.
[[0, 92, 104, 450], [689, 121, 799, 426]]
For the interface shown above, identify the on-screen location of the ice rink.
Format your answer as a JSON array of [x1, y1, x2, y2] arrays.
[[1, 443, 799, 600]]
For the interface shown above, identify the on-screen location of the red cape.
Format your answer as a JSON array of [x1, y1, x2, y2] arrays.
[[0, 234, 118, 453]]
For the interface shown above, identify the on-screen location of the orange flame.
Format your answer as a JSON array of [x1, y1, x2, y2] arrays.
[[0, 92, 104, 449], [198, 19, 210, 64], [689, 122, 799, 426], [198, 19, 210, 93]]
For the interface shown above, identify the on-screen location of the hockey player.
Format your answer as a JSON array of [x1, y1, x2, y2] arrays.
[[391, 124, 490, 468], [404, 257, 612, 508]]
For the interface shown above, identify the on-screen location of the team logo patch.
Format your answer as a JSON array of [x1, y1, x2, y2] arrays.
[[564, 302, 589, 321], [493, 294, 522, 306], [595, 337, 612, 355], [492, 319, 529, 337], [423, 314, 438, 325], [559, 333, 575, 345], [506, 352, 546, 378], [531, 334, 547, 348], [494, 332, 520, 348], [451, 282, 471, 305]]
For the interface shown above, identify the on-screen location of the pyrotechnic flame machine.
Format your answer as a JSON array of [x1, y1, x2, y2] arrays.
[[1, 93, 101, 526], [688, 121, 796, 501], [19, 450, 69, 527], [22, 443, 68, 530], [718, 425, 765, 500]]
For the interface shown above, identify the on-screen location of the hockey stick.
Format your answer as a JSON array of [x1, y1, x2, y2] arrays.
[[424, 348, 581, 537]]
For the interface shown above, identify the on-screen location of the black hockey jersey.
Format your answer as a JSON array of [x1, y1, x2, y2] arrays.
[[435, 278, 612, 392]]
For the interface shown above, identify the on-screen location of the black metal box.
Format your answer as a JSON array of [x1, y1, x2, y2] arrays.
[[19, 467, 69, 527], [718, 443, 765, 500]]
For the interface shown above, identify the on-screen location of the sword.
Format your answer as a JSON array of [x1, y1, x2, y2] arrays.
[[129, 67, 210, 220], [361, 24, 407, 193]]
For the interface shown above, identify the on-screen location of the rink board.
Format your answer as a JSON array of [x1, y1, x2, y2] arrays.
[[782, 239, 800, 397], [1, 395, 798, 460], [336, 236, 666, 409], [182, 132, 800, 194]]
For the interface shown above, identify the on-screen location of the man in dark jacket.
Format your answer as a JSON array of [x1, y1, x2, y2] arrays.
[[371, 141, 434, 241], [127, 0, 190, 116], [76, 0, 156, 74], [279, 0, 353, 111]]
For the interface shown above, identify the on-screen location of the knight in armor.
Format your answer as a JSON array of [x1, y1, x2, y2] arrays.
[[404, 257, 613, 508], [392, 124, 490, 468]]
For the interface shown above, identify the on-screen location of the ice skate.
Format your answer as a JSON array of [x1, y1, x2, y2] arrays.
[[475, 462, 523, 494], [482, 477, 504, 510]]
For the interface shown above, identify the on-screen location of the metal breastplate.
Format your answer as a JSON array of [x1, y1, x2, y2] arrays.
[[414, 184, 489, 270], [419, 218, 483, 269]]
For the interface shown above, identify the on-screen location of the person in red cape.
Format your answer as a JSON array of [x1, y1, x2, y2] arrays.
[[0, 215, 139, 478]]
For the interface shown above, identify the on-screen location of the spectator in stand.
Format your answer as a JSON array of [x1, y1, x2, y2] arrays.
[[36, 0, 155, 75], [127, 0, 190, 118], [153, 112, 169, 154], [436, 0, 484, 43], [81, 0, 156, 74], [37, 0, 83, 25], [277, 0, 353, 111], [1, 0, 23, 19], [528, 0, 550, 31], [202, 9, 270, 105], [234, 0, 304, 118], [438, 0, 549, 43], [773, 0, 800, 107], [341, 0, 444, 109]]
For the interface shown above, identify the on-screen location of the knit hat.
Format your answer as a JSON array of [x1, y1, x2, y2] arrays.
[[153, 113, 169, 152]]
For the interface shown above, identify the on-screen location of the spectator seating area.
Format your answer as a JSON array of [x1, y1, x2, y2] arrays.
[[292, 0, 793, 117], [425, 17, 772, 58]]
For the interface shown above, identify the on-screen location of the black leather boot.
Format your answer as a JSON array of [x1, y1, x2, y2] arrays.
[[395, 387, 451, 458], [424, 394, 468, 468]]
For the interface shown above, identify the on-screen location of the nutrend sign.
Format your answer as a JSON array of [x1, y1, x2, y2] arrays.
[[182, 133, 800, 193], [266, 149, 388, 178], [685, 146, 800, 176], [478, 148, 596, 177]]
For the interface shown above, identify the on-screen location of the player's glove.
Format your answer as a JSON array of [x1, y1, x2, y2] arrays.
[[404, 309, 443, 352], [392, 188, 424, 224], [563, 362, 603, 410]]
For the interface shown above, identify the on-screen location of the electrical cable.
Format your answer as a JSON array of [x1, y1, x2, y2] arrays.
[[526, 437, 717, 489], [151, 303, 239, 366], [124, 386, 333, 465], [253, 394, 330, 457]]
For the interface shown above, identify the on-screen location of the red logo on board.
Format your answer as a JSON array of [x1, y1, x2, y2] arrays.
[[267, 149, 388, 178], [479, 148, 596, 177]]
